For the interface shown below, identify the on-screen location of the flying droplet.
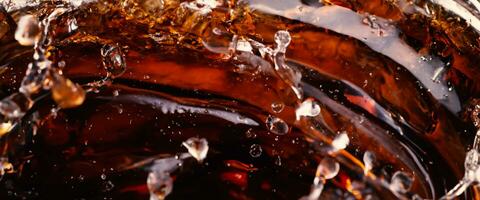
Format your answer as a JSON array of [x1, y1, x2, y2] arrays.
[[113, 90, 119, 97], [103, 180, 115, 191], [389, 171, 413, 194], [274, 155, 282, 166], [465, 149, 480, 172], [51, 74, 86, 109], [182, 137, 209, 162], [314, 157, 340, 184], [20, 64, 49, 95], [14, 15, 40, 46], [249, 144, 262, 158], [331, 132, 349, 152], [274, 30, 291, 53], [300, 183, 324, 200], [147, 171, 173, 200], [101, 44, 127, 78], [266, 116, 289, 135], [0, 120, 14, 137], [296, 98, 321, 120], [0, 157, 13, 176], [235, 38, 253, 53], [363, 151, 376, 175]]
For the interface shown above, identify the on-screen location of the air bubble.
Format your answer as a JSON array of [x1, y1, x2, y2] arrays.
[[266, 116, 289, 135], [389, 171, 413, 194], [249, 144, 262, 158], [182, 137, 209, 162]]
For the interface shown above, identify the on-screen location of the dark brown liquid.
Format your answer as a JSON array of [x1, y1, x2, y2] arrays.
[[0, 0, 480, 199]]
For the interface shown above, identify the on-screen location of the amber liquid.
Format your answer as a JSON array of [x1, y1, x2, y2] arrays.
[[0, 0, 480, 199]]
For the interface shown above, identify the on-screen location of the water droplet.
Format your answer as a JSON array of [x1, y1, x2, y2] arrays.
[[101, 44, 126, 78], [15, 15, 40, 46], [0, 93, 33, 119], [103, 180, 114, 191], [431, 66, 445, 83], [182, 0, 221, 15], [314, 157, 340, 183], [412, 194, 423, 200], [274, 30, 291, 53], [147, 171, 173, 200], [472, 105, 480, 128], [363, 151, 375, 175], [182, 137, 209, 162], [389, 171, 413, 194], [266, 116, 289, 135], [67, 17, 78, 33], [271, 102, 284, 113], [331, 132, 349, 152], [150, 155, 187, 176], [296, 99, 321, 120], [0, 157, 13, 176], [274, 155, 282, 166], [51, 74, 86, 109], [235, 38, 253, 53], [0, 121, 14, 137], [249, 144, 262, 158], [271, 30, 303, 99], [300, 183, 324, 200], [20, 64, 49, 95], [100, 173, 107, 180], [245, 128, 256, 139]]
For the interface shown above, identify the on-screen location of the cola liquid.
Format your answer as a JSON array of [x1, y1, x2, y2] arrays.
[[0, 0, 479, 199]]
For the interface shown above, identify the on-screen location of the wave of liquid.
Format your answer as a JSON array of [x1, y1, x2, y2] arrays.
[[0, 0, 480, 199]]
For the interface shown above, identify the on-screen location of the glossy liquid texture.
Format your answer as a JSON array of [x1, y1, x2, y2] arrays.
[[0, 0, 479, 199]]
